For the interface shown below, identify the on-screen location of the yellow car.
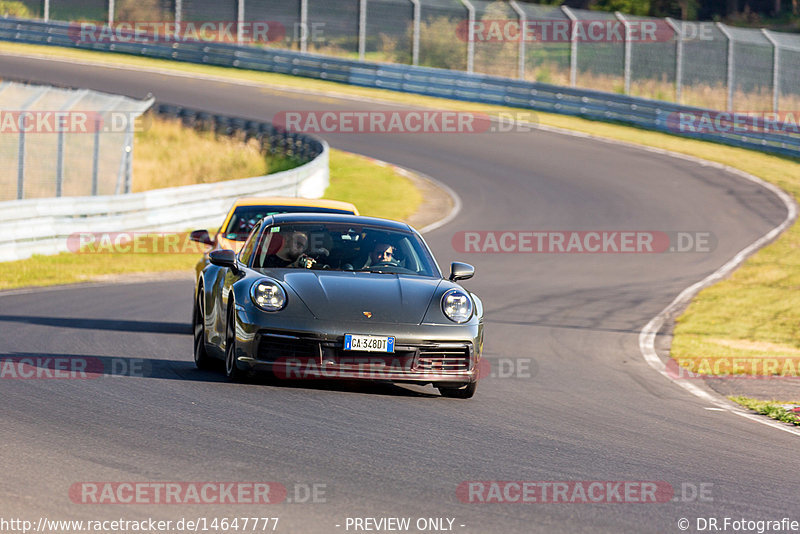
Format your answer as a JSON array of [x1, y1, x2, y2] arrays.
[[190, 197, 358, 278]]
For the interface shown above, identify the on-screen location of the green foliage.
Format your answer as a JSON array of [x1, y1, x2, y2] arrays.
[[416, 17, 466, 71], [114, 0, 171, 22], [0, 1, 31, 17], [730, 397, 800, 425], [590, 0, 652, 16]]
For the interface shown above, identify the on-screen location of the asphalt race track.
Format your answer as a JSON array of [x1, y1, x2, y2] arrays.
[[0, 54, 797, 534]]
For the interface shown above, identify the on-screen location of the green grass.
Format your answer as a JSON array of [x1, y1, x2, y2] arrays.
[[326, 151, 421, 221], [3, 40, 800, 379], [730, 396, 800, 425]]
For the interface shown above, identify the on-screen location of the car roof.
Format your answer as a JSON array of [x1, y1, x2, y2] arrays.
[[264, 212, 413, 231], [230, 197, 358, 213]]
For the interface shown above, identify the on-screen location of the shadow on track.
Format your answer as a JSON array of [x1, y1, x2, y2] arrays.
[[0, 352, 439, 398], [0, 315, 191, 334]]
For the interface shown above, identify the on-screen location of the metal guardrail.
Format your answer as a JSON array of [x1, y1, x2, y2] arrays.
[[0, 102, 330, 262], [1, 17, 797, 158]]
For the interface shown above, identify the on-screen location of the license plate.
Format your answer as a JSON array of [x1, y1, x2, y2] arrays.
[[344, 334, 395, 353]]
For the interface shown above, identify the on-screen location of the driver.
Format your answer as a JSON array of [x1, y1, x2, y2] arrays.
[[263, 230, 316, 268], [367, 242, 399, 266]]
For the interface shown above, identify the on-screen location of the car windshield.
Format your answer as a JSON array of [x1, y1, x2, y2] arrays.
[[252, 222, 439, 277], [223, 206, 354, 241]]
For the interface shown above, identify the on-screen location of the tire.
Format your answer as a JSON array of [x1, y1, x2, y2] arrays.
[[437, 381, 477, 399], [193, 288, 214, 370], [225, 303, 247, 381]]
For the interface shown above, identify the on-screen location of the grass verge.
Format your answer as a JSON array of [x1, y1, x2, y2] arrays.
[[134, 115, 295, 192], [2, 40, 800, 377], [0, 148, 420, 290], [729, 396, 800, 425]]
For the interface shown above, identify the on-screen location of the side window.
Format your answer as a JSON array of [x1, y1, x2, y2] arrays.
[[238, 221, 262, 266]]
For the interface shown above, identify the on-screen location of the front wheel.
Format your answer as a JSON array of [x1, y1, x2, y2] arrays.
[[437, 381, 477, 399], [225, 304, 247, 381], [193, 289, 214, 370]]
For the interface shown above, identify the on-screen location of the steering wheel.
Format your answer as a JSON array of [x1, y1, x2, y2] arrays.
[[371, 260, 400, 268], [368, 261, 415, 274]]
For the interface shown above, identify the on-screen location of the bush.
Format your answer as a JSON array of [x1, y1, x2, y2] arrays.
[[0, 1, 32, 17]]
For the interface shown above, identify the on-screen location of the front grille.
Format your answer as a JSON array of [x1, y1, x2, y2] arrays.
[[321, 345, 416, 371], [417, 345, 470, 372], [257, 333, 318, 361]]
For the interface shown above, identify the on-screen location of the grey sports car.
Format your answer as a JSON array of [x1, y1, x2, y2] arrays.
[[192, 213, 483, 398]]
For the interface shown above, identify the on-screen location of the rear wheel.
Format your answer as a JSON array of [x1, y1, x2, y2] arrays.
[[225, 304, 247, 381], [437, 381, 477, 399], [193, 288, 213, 370]]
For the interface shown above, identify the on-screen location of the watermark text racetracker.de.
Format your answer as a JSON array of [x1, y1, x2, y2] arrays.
[[453, 231, 716, 254], [0, 356, 148, 379], [273, 110, 537, 134], [0, 111, 147, 134], [69, 481, 326, 504], [667, 111, 800, 135], [270, 356, 536, 381], [69, 21, 317, 45], [455, 19, 717, 43], [668, 357, 800, 379], [457, 481, 713, 503], [66, 232, 208, 254]]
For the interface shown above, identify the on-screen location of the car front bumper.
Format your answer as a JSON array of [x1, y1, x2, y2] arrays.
[[232, 309, 483, 386]]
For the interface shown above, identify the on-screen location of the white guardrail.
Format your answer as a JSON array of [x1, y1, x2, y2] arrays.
[[0, 141, 329, 262]]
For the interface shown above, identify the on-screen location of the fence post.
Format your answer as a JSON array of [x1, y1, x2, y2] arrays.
[[237, 0, 245, 46], [108, 0, 115, 25], [43, 0, 49, 21], [56, 130, 64, 197], [615, 12, 631, 95], [56, 89, 88, 198], [509, 0, 526, 80], [16, 86, 49, 200], [761, 29, 780, 113], [409, 0, 420, 66], [17, 121, 26, 200], [665, 18, 683, 103], [124, 131, 133, 194], [300, 0, 308, 53], [562, 6, 578, 87], [716, 22, 734, 111], [358, 0, 367, 61], [91, 116, 101, 196], [459, 0, 475, 73], [175, 0, 182, 39]]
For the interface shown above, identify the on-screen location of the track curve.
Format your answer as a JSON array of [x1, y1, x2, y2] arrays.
[[0, 54, 797, 533]]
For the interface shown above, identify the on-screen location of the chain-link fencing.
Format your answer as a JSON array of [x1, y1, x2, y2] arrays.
[[6, 0, 800, 111], [0, 81, 153, 201]]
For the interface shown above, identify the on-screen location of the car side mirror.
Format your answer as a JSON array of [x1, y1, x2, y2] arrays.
[[190, 229, 213, 246], [449, 262, 475, 281], [209, 249, 242, 275]]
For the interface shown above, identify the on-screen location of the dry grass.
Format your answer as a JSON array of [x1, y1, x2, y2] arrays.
[[133, 116, 276, 192]]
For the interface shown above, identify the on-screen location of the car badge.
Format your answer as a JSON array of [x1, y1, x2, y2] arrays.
[[363, 311, 373, 318]]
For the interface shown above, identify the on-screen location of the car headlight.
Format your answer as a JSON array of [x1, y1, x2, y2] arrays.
[[251, 279, 287, 311], [442, 289, 473, 323]]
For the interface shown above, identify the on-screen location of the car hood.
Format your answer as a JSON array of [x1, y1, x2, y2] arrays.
[[278, 271, 442, 324]]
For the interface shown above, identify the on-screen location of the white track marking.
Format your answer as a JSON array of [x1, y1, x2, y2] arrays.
[[4, 49, 800, 433]]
